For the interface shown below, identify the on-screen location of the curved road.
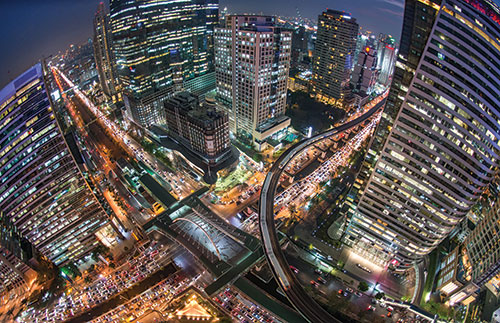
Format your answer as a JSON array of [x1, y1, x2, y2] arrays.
[[259, 97, 387, 323]]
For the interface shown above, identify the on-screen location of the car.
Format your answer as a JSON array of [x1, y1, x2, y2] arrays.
[[387, 306, 394, 312], [387, 311, 392, 317], [314, 268, 323, 275], [310, 280, 319, 287], [346, 287, 354, 293], [367, 305, 375, 312], [289, 266, 299, 274], [317, 277, 327, 284], [354, 291, 363, 297]]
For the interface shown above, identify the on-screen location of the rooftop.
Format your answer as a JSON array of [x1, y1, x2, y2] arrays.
[[0, 63, 43, 106], [175, 298, 213, 320]]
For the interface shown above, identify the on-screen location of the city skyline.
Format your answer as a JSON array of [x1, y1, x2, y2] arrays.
[[0, 0, 407, 88], [3, 0, 500, 322]]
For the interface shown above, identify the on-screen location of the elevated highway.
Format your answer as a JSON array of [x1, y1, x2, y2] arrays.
[[259, 97, 387, 323]]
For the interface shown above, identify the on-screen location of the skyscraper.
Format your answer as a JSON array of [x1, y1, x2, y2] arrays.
[[291, 25, 307, 69], [376, 35, 397, 87], [0, 64, 110, 266], [351, 46, 378, 95], [312, 9, 358, 106], [93, 2, 120, 101], [437, 175, 500, 305], [110, 0, 218, 127], [214, 15, 292, 149], [0, 213, 36, 297], [343, 0, 500, 270]]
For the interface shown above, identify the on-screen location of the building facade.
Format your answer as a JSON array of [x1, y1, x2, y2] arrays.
[[376, 34, 397, 87], [110, 0, 218, 127], [438, 196, 500, 305], [164, 92, 231, 164], [312, 9, 359, 105], [0, 213, 35, 296], [343, 0, 500, 270], [436, 190, 500, 306], [214, 15, 292, 148], [291, 25, 308, 69], [93, 2, 120, 101], [351, 46, 378, 95], [0, 64, 110, 266]]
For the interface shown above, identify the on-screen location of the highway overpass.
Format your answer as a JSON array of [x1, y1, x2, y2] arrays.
[[259, 97, 387, 323]]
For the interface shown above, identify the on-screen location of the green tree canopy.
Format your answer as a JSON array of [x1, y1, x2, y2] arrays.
[[358, 281, 369, 292]]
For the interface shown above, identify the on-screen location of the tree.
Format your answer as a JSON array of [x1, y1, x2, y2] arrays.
[[358, 281, 369, 292], [92, 243, 110, 261], [252, 153, 263, 162], [62, 262, 81, 278], [375, 292, 385, 300]]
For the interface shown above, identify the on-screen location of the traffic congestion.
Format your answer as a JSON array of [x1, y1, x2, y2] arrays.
[[18, 243, 173, 322]]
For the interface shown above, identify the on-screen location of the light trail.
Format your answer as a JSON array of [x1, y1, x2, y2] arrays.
[[51, 67, 194, 198]]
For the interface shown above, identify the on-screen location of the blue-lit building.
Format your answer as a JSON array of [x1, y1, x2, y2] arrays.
[[0, 64, 110, 266]]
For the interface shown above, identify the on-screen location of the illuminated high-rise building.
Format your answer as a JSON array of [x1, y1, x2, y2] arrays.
[[376, 34, 397, 87], [0, 213, 36, 297], [343, 0, 500, 270], [214, 15, 292, 149], [312, 9, 358, 105], [93, 2, 120, 101], [351, 46, 378, 95], [110, 0, 218, 127], [0, 64, 110, 266], [291, 25, 307, 69]]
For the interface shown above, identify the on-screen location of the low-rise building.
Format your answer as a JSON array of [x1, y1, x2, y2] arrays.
[[154, 92, 238, 184], [165, 92, 231, 164]]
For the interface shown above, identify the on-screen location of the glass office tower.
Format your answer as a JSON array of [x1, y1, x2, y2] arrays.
[[343, 0, 500, 270], [93, 2, 120, 101], [110, 0, 218, 127], [0, 64, 110, 266]]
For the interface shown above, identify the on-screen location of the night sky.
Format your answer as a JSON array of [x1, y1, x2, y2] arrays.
[[0, 0, 405, 89]]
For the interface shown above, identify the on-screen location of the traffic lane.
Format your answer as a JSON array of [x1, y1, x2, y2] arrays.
[[260, 98, 387, 323], [70, 96, 128, 162], [285, 253, 372, 306], [286, 254, 394, 321], [263, 176, 340, 323], [285, 253, 341, 293], [22, 243, 174, 322]]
